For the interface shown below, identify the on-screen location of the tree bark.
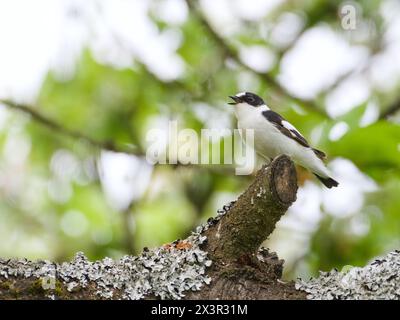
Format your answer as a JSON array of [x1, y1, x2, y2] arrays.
[[204, 155, 297, 262], [0, 155, 305, 300], [186, 155, 302, 299]]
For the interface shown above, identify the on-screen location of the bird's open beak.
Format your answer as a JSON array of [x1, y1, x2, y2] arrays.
[[228, 95, 240, 105]]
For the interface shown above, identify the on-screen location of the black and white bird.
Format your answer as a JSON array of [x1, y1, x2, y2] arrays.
[[229, 92, 338, 188]]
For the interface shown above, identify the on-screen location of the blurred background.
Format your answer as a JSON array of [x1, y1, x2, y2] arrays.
[[0, 0, 399, 280]]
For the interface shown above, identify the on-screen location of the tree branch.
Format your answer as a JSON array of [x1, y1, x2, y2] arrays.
[[186, 0, 329, 118], [203, 155, 297, 262], [0, 99, 140, 155], [0, 155, 304, 300], [0, 99, 239, 177]]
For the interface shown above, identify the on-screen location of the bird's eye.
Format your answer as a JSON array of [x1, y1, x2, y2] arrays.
[[247, 97, 254, 102]]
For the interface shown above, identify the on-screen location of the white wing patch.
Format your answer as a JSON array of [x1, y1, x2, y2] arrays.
[[262, 110, 310, 148], [281, 120, 298, 132], [281, 120, 302, 137]]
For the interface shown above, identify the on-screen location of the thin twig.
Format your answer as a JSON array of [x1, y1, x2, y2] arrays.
[[380, 99, 400, 119], [0, 99, 241, 175], [122, 203, 136, 255], [0, 99, 140, 155]]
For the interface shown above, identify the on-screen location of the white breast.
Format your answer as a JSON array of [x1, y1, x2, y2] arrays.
[[235, 103, 283, 159]]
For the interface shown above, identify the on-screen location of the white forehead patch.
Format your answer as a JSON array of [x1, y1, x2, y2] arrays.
[[236, 92, 246, 97]]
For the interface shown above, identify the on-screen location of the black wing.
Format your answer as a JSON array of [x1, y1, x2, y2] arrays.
[[262, 110, 326, 160]]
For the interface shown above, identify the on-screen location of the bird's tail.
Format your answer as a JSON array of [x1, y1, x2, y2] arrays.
[[314, 174, 339, 189]]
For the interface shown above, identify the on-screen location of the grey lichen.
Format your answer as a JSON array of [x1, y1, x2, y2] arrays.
[[296, 250, 400, 300], [0, 201, 236, 300], [0, 237, 210, 300]]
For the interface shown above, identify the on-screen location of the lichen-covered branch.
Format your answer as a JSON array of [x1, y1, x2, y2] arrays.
[[0, 155, 304, 300], [297, 250, 400, 300]]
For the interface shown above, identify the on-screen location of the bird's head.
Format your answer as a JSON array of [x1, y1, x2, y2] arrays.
[[228, 92, 265, 107]]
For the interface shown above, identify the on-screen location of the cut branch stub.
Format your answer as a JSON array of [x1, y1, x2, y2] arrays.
[[203, 155, 297, 261]]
